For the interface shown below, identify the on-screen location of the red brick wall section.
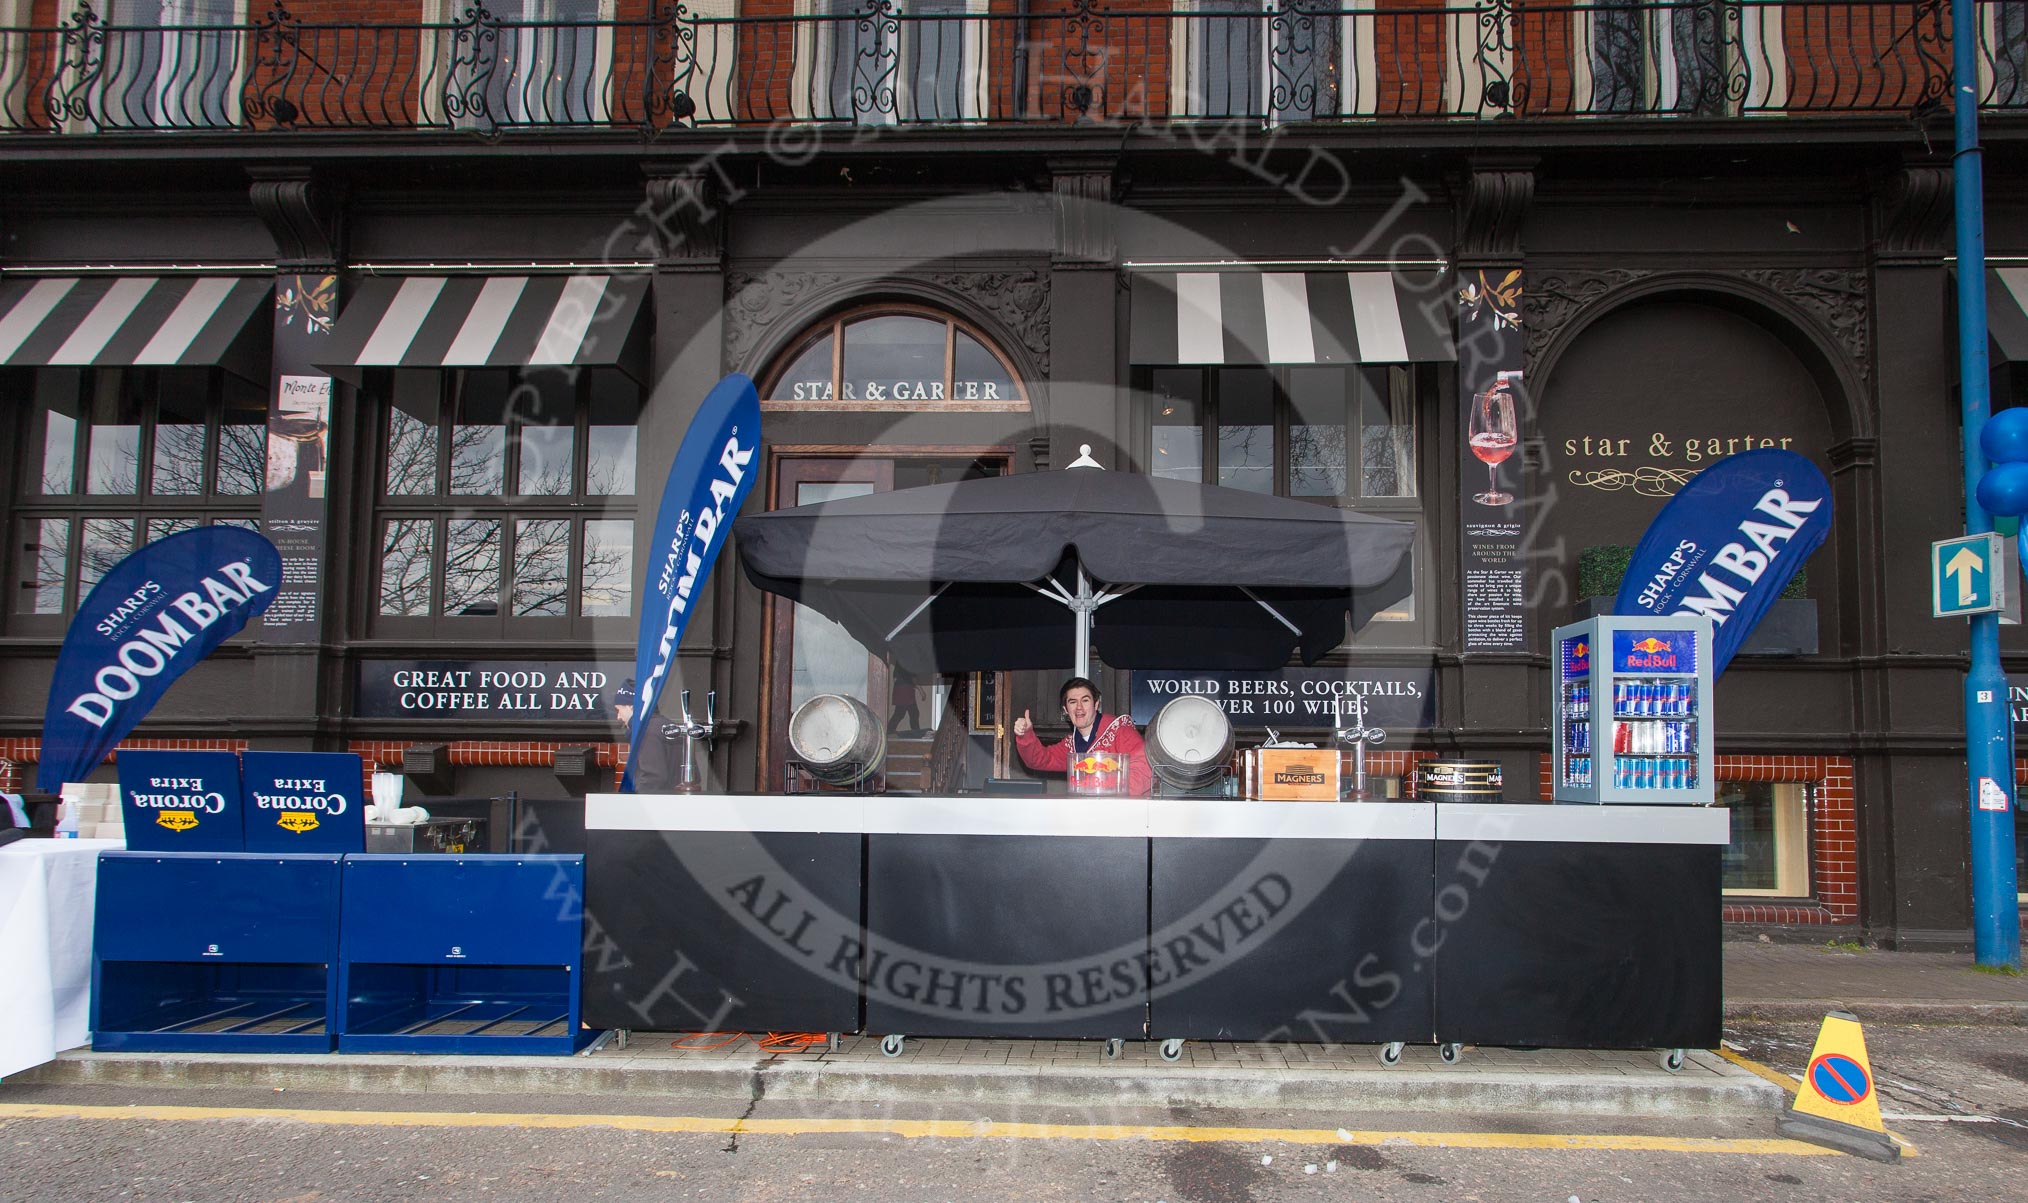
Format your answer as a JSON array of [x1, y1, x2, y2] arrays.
[[2, 737, 251, 794], [348, 741, 627, 792], [1539, 752, 1859, 926], [0, 737, 626, 794]]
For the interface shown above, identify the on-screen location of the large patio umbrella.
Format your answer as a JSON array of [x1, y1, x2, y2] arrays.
[[733, 455, 1415, 676]]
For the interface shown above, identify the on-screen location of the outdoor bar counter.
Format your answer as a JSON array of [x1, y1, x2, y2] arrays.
[[584, 794, 1726, 1058]]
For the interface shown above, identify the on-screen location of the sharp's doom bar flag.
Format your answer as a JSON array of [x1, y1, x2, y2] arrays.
[[1613, 449, 1831, 677], [626, 374, 761, 792], [38, 527, 283, 792]]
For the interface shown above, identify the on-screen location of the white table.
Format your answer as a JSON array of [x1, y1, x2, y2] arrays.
[[0, 839, 120, 1078]]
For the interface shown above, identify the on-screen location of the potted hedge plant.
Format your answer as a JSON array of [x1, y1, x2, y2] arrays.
[[1571, 545, 1818, 656]]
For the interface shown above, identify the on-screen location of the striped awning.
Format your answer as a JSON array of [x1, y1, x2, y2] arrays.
[[0, 276, 271, 378], [1129, 270, 1455, 365], [320, 274, 652, 381], [1987, 268, 2028, 363]]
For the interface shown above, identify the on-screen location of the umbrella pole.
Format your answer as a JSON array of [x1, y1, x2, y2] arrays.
[[1074, 565, 1093, 679]]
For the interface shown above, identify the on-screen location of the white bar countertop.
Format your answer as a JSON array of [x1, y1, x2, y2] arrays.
[[587, 794, 1726, 845]]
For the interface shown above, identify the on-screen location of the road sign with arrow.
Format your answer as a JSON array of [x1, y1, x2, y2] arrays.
[[1934, 532, 2006, 617]]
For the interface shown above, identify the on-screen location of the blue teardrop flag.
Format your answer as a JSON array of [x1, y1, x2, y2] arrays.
[[39, 526, 283, 792], [1613, 448, 1832, 677], [625, 374, 762, 791]]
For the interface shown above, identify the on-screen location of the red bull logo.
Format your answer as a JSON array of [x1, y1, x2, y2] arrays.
[[1616, 629, 1690, 671]]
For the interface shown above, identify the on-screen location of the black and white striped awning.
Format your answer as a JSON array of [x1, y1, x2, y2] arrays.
[[1129, 270, 1454, 365], [1986, 268, 2028, 363], [0, 276, 271, 377], [320, 274, 652, 381]]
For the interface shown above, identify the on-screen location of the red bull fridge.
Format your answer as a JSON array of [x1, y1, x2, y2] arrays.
[[1551, 615, 1714, 805]]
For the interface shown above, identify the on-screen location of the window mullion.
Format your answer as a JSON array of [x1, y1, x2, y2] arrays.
[[1274, 367, 1290, 498], [1202, 368, 1218, 485], [1345, 367, 1365, 503]]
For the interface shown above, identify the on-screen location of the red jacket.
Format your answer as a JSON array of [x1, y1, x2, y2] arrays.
[[1015, 712, 1154, 797]]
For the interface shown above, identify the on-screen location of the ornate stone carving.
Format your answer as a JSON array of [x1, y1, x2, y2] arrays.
[[1522, 268, 1651, 365], [1052, 168, 1116, 266], [1456, 164, 1535, 264], [927, 270, 1050, 377], [723, 271, 844, 369], [723, 270, 1050, 379], [1871, 163, 1952, 260], [1742, 268, 1870, 383], [1523, 266, 1871, 386], [247, 166, 344, 268]]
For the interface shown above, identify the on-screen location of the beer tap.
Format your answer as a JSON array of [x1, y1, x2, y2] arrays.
[[663, 689, 716, 794], [1334, 694, 1387, 801]]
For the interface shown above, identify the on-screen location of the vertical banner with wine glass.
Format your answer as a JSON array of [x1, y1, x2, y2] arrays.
[[1456, 269, 1529, 652]]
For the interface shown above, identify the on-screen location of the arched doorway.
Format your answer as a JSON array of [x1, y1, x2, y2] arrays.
[[758, 303, 1032, 790]]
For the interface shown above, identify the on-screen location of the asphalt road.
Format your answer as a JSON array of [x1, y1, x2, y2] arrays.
[[3, 1020, 2023, 1201]]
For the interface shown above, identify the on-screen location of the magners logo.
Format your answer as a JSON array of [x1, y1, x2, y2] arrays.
[[1273, 762, 1327, 785], [277, 812, 320, 833], [156, 810, 198, 832]]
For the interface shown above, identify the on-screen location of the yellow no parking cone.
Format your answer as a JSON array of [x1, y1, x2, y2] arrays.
[[1775, 1010, 1900, 1163]]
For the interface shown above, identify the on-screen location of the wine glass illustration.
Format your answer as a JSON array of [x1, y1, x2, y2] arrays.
[[1468, 374, 1519, 506]]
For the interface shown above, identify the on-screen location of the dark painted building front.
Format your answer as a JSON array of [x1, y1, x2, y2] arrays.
[[1, 0, 2024, 947]]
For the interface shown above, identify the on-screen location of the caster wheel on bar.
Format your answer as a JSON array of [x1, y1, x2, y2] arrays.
[[1103, 1037, 1125, 1059], [1660, 1048, 1686, 1073], [1378, 1042, 1404, 1067], [880, 1034, 906, 1057], [1159, 1038, 1185, 1063], [1438, 1042, 1463, 1065]]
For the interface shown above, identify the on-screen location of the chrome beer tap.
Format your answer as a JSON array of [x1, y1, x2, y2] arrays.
[[664, 689, 717, 794], [1334, 694, 1387, 801]]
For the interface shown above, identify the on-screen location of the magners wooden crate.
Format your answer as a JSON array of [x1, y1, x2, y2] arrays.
[[1243, 748, 1341, 801]]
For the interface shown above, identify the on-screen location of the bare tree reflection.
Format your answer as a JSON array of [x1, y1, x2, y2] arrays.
[[216, 420, 267, 495], [379, 519, 435, 616], [445, 518, 501, 614], [385, 407, 440, 495]]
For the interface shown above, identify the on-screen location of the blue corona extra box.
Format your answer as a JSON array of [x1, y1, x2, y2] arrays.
[[115, 750, 246, 852], [240, 751, 366, 853]]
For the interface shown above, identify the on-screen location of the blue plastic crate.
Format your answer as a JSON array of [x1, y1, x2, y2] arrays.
[[336, 854, 594, 1055], [91, 852, 342, 1053]]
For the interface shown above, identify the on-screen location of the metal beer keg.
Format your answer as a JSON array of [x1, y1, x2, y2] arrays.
[[787, 694, 886, 785], [1144, 695, 1235, 791], [1415, 759, 1503, 802]]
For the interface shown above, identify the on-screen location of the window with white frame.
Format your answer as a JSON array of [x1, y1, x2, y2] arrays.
[[423, 0, 614, 128], [1174, 0, 1350, 121], [87, 0, 246, 129], [1569, 0, 1788, 115], [795, 0, 987, 123]]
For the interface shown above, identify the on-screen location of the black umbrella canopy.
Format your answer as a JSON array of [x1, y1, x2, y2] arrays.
[[734, 467, 1415, 673]]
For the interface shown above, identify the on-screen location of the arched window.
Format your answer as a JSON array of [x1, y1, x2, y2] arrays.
[[763, 304, 1027, 412]]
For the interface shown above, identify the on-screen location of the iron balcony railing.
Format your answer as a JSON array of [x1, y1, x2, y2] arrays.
[[0, 0, 2017, 134]]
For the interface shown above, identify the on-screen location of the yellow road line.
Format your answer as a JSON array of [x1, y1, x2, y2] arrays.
[[0, 1102, 1838, 1156], [1712, 1046, 1921, 1158], [1715, 1045, 1802, 1091]]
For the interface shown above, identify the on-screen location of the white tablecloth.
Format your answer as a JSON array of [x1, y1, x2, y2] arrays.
[[0, 840, 119, 1078]]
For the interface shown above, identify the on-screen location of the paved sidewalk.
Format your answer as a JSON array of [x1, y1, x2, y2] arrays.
[[1722, 940, 2028, 1024], [12, 940, 2022, 1115]]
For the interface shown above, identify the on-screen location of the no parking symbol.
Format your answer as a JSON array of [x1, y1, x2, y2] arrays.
[[1806, 1052, 1872, 1106]]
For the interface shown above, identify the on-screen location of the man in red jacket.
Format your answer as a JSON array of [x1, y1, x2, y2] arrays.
[[1013, 676, 1154, 797]]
